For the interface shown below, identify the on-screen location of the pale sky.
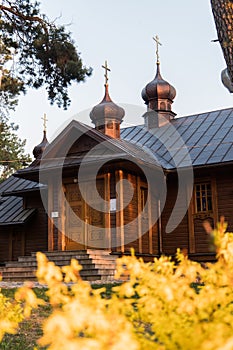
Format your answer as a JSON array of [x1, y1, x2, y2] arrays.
[[12, 0, 233, 156]]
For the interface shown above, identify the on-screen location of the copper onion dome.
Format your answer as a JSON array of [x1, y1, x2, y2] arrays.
[[142, 63, 176, 104], [90, 83, 125, 124], [90, 61, 125, 138]]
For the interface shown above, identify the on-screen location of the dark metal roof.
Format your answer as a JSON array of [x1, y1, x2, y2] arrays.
[[0, 195, 36, 226], [0, 175, 43, 196], [15, 107, 233, 178], [121, 107, 233, 169], [0, 176, 39, 226]]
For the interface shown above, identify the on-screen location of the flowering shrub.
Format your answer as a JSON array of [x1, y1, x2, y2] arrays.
[[2, 219, 233, 349]]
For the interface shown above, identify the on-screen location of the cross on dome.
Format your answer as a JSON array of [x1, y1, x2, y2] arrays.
[[153, 35, 162, 64], [41, 113, 48, 132], [101, 60, 111, 85]]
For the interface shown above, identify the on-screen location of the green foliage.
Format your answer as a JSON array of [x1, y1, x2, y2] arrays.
[[0, 115, 31, 180], [0, 0, 92, 110]]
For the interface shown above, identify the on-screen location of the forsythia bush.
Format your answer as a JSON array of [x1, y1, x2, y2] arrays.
[[1, 220, 233, 349]]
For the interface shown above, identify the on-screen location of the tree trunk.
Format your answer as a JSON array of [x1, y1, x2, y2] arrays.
[[210, 0, 233, 83]]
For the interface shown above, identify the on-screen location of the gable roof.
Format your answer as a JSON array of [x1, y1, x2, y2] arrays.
[[121, 107, 233, 169], [16, 119, 162, 179]]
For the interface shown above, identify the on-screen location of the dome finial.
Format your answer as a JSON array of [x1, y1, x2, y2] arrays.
[[41, 113, 48, 133], [141, 37, 176, 128], [90, 62, 125, 138], [153, 35, 162, 65], [101, 60, 111, 86], [33, 113, 49, 159]]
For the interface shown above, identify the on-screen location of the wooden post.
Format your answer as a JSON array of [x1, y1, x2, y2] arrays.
[[148, 184, 153, 254], [187, 183, 195, 253], [105, 173, 111, 249], [211, 177, 218, 227], [47, 178, 54, 251], [158, 199, 163, 254], [58, 184, 66, 250], [137, 177, 142, 254], [116, 170, 124, 253]]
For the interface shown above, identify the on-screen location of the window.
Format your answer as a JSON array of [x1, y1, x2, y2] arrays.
[[107, 121, 113, 129], [194, 183, 213, 213]]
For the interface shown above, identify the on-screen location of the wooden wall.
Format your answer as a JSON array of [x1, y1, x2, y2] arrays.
[[24, 193, 48, 255], [0, 229, 11, 263], [161, 173, 189, 255], [160, 165, 233, 259]]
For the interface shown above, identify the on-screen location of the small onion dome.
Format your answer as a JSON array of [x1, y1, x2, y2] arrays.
[[142, 63, 176, 103], [33, 131, 49, 159], [90, 84, 125, 124]]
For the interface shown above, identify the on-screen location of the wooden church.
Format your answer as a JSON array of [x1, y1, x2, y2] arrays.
[[1, 46, 233, 277]]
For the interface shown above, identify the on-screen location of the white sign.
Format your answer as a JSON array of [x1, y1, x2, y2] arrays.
[[110, 198, 116, 212]]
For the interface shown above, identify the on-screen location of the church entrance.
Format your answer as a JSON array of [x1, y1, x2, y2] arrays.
[[65, 178, 107, 250]]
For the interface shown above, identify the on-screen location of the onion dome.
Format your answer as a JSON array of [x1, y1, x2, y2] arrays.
[[90, 61, 125, 138], [33, 130, 49, 159], [90, 84, 125, 124], [142, 63, 176, 104]]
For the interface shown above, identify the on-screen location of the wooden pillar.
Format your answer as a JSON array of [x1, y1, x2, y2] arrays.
[[137, 177, 142, 254], [148, 184, 153, 254], [105, 173, 111, 249], [58, 184, 66, 251], [116, 170, 124, 253], [211, 177, 218, 226], [187, 183, 195, 254], [158, 199, 163, 254], [47, 178, 54, 251]]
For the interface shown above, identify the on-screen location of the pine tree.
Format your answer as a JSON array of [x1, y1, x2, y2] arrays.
[[0, 0, 92, 111], [0, 115, 31, 181]]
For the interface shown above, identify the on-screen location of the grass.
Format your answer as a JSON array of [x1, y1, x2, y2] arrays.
[[0, 288, 50, 350], [0, 284, 120, 350]]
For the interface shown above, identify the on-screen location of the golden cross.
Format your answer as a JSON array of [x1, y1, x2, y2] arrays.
[[153, 35, 162, 64], [41, 113, 48, 132], [101, 60, 111, 85]]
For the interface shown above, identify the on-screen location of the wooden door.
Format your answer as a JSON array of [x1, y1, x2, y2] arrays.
[[86, 178, 106, 248], [65, 183, 85, 250], [65, 178, 107, 250]]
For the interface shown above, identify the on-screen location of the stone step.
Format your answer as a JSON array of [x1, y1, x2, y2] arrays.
[[1, 250, 118, 282], [0, 266, 115, 275], [17, 255, 117, 264], [30, 250, 112, 258], [0, 274, 104, 282], [4, 261, 116, 270]]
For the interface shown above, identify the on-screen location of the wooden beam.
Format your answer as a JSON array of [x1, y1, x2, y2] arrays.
[[58, 184, 66, 250], [105, 173, 111, 249], [158, 199, 163, 254], [211, 177, 218, 227], [116, 170, 124, 253], [47, 178, 54, 251], [147, 184, 153, 254], [137, 177, 142, 254], [187, 184, 195, 253]]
